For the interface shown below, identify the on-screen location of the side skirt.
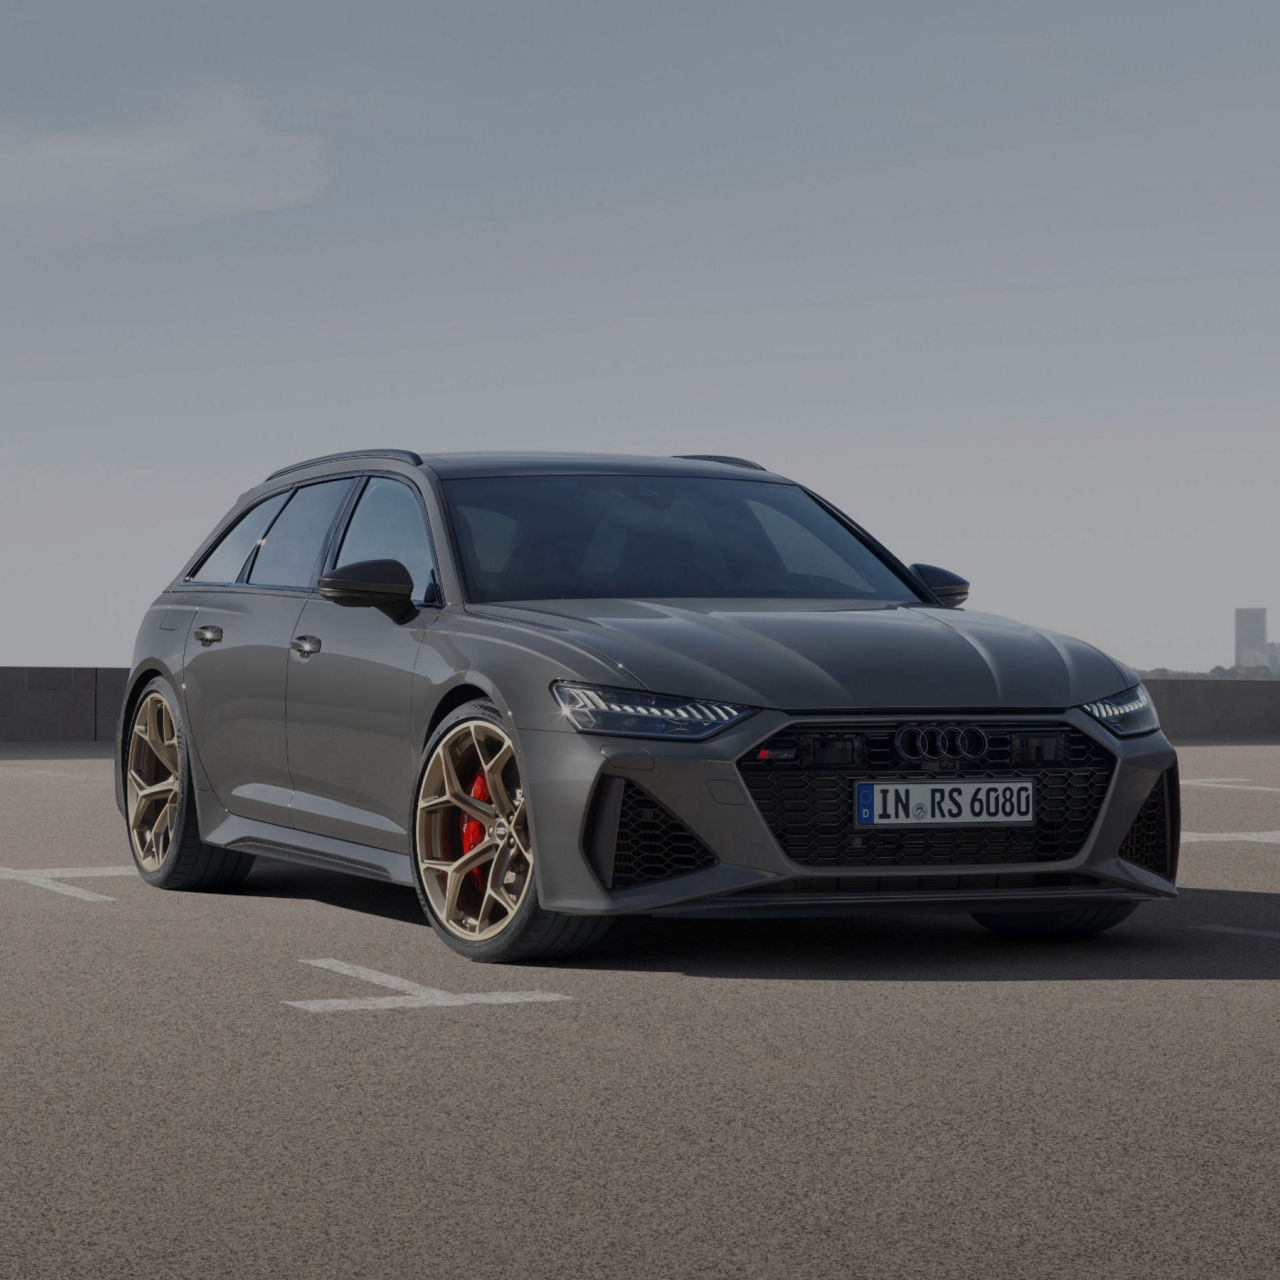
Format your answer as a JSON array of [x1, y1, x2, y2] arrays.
[[202, 812, 415, 886]]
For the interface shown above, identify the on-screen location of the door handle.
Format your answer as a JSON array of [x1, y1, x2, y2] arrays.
[[290, 635, 322, 656], [194, 625, 223, 646]]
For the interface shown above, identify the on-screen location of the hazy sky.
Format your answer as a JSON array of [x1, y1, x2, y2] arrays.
[[2, 1, 1276, 671]]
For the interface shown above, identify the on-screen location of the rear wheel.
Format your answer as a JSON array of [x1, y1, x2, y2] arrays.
[[971, 902, 1140, 938], [411, 700, 611, 963], [124, 678, 254, 890]]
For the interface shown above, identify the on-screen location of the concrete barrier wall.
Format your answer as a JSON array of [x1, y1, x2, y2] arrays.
[[0, 668, 127, 743], [1, 669, 1278, 745], [1143, 678, 1280, 743]]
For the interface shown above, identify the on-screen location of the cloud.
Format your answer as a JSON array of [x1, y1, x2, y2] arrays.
[[0, 86, 328, 227]]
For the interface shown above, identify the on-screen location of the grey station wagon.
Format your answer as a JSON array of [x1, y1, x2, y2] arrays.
[[116, 450, 1179, 961]]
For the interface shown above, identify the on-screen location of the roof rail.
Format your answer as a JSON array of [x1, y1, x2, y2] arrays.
[[266, 449, 424, 481], [672, 454, 767, 471]]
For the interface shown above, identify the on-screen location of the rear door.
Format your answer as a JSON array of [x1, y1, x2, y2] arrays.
[[286, 475, 442, 852], [182, 479, 355, 829]]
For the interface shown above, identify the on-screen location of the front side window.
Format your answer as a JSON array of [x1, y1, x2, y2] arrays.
[[247, 480, 353, 589], [190, 492, 289, 584], [444, 475, 920, 603], [334, 477, 437, 601]]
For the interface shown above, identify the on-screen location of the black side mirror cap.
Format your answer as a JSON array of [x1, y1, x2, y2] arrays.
[[910, 563, 969, 608], [318, 559, 416, 610]]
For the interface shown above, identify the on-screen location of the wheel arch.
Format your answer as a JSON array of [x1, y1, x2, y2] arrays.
[[114, 664, 170, 816], [422, 676, 514, 748], [113, 660, 217, 815]]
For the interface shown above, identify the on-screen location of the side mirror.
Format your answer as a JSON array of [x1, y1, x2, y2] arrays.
[[318, 559, 416, 611], [910, 563, 969, 608]]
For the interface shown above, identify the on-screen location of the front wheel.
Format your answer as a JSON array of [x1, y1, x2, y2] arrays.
[[971, 902, 1140, 938], [411, 700, 612, 963]]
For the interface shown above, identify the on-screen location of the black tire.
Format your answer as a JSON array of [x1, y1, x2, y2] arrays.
[[411, 699, 613, 963], [123, 677, 255, 891], [971, 902, 1140, 938]]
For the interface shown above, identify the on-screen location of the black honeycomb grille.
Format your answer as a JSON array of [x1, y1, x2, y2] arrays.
[[737, 722, 1115, 869], [612, 781, 718, 887], [1118, 768, 1178, 880]]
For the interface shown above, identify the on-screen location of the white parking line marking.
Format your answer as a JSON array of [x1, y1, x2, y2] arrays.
[[31, 866, 137, 877], [284, 958, 572, 1013], [0, 865, 134, 901], [1181, 831, 1280, 845], [1182, 780, 1280, 794], [1189, 925, 1280, 941]]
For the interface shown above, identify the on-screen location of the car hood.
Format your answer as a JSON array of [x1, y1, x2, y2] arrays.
[[468, 599, 1134, 711]]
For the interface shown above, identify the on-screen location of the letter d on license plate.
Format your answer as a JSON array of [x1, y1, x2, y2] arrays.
[[855, 780, 1035, 827]]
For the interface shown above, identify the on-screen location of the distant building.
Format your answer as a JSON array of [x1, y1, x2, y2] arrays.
[[1236, 608, 1280, 673]]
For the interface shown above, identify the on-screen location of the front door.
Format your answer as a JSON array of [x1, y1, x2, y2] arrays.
[[286, 475, 442, 852], [182, 477, 356, 829]]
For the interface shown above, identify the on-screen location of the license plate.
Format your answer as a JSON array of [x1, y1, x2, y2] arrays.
[[855, 780, 1035, 827]]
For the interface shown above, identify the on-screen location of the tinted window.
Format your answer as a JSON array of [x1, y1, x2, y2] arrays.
[[248, 480, 353, 589], [445, 475, 919, 602], [335, 478, 437, 600], [745, 500, 884, 594], [191, 492, 289, 583]]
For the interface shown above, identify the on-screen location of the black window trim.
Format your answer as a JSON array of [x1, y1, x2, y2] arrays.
[[183, 488, 293, 586], [322, 470, 445, 607], [799, 487, 932, 604], [239, 476, 360, 593], [179, 470, 445, 600]]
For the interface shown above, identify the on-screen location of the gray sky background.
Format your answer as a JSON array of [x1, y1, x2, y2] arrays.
[[2, 1, 1276, 671]]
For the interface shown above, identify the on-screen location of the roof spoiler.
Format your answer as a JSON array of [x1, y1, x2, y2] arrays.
[[266, 450, 423, 481], [671, 454, 766, 471]]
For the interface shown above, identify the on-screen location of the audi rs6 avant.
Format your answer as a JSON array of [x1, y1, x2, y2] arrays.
[[116, 451, 1179, 962]]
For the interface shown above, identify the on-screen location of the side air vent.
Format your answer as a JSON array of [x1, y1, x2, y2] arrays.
[[588, 778, 717, 888], [1118, 767, 1179, 881]]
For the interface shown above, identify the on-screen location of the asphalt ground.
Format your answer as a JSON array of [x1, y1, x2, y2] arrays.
[[2, 743, 1278, 1280]]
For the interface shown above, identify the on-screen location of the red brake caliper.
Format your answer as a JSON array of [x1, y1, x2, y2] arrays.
[[460, 771, 491, 891]]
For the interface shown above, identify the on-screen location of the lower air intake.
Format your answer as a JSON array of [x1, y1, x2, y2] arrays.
[[611, 781, 717, 887], [1118, 767, 1179, 881]]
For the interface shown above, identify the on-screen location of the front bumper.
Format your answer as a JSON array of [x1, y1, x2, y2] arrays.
[[516, 709, 1179, 918]]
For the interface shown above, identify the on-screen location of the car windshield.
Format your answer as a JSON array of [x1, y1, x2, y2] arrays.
[[443, 474, 922, 603]]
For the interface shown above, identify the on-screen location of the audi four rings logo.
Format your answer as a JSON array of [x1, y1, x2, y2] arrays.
[[894, 725, 989, 761]]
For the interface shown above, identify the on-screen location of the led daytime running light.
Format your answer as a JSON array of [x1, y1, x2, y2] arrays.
[[552, 682, 754, 740], [1079, 683, 1159, 736], [1081, 685, 1150, 722]]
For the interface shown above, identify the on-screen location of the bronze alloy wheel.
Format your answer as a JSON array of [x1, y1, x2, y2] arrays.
[[415, 719, 533, 941], [126, 691, 181, 872]]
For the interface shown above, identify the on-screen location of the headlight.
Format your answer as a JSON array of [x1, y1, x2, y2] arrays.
[[551, 681, 755, 740], [1080, 684, 1159, 736]]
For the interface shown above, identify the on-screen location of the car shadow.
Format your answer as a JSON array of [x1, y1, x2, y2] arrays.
[[577, 887, 1280, 982], [243, 858, 427, 925], [240, 860, 1280, 981]]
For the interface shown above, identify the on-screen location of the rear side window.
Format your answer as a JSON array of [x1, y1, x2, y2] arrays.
[[334, 478, 437, 600], [247, 480, 354, 589], [190, 492, 289, 584]]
